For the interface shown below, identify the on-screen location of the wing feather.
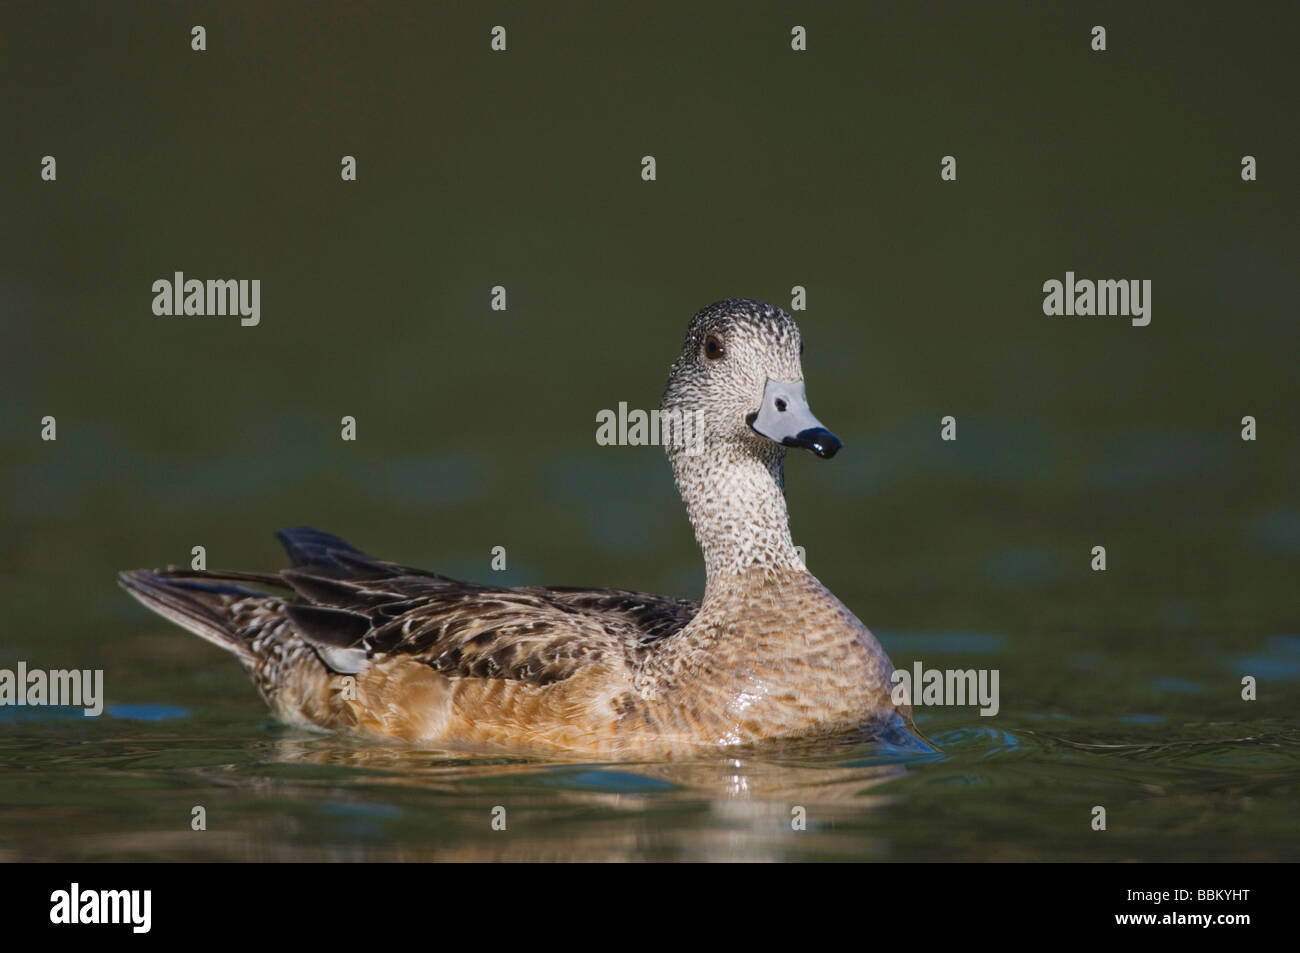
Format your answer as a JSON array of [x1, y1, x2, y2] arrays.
[[267, 528, 698, 685]]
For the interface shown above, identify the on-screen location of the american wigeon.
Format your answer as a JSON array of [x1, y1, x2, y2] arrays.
[[121, 298, 911, 756]]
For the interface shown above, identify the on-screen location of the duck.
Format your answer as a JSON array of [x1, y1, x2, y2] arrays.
[[120, 298, 912, 757]]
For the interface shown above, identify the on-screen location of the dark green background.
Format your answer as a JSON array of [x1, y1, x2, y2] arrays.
[[1, 1, 1296, 860]]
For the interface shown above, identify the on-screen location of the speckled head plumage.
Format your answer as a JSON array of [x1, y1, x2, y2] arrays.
[[662, 297, 840, 463], [664, 299, 799, 435], [660, 298, 843, 580]]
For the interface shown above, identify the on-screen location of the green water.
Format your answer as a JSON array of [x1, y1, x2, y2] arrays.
[[1, 2, 1297, 861]]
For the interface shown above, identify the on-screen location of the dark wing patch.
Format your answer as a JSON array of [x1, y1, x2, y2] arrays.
[[270, 527, 700, 687], [281, 569, 402, 608], [286, 604, 371, 648], [275, 527, 369, 569], [541, 588, 698, 643]]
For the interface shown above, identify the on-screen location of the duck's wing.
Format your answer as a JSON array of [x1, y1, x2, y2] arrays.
[[267, 528, 698, 684], [532, 586, 699, 644]]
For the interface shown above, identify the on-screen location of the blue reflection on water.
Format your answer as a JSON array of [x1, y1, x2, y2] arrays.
[[1232, 636, 1300, 680], [106, 704, 191, 721], [543, 769, 680, 793], [0, 705, 91, 723], [932, 726, 1022, 757]]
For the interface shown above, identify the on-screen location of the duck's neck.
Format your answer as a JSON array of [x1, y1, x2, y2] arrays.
[[668, 439, 805, 597]]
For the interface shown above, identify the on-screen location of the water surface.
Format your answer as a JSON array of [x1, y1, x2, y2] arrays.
[[1, 1, 1297, 861]]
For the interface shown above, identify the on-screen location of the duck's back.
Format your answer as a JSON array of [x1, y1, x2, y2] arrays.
[[121, 528, 706, 752]]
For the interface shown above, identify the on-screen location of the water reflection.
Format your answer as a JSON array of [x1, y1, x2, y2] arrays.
[[252, 735, 920, 861], [3, 713, 1298, 861]]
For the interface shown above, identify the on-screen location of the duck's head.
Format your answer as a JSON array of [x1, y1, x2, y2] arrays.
[[662, 298, 842, 460]]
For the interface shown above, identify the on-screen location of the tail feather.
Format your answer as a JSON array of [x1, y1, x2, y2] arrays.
[[118, 569, 267, 662], [274, 527, 370, 570], [122, 527, 384, 671]]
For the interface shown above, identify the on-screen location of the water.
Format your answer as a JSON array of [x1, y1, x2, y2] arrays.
[[2, 1, 1298, 861], [1, 628, 1296, 861]]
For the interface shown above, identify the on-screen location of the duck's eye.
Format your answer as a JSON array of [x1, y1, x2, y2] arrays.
[[704, 334, 725, 360]]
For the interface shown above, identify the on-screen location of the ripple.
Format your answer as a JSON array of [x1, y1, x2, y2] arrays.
[[931, 726, 1021, 757]]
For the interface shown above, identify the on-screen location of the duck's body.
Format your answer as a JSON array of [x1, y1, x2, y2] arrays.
[[122, 534, 896, 756], [121, 299, 909, 757]]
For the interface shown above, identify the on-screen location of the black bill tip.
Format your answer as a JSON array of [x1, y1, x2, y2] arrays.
[[783, 427, 842, 459]]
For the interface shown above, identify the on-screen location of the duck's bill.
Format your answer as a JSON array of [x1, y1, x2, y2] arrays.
[[747, 378, 843, 459]]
